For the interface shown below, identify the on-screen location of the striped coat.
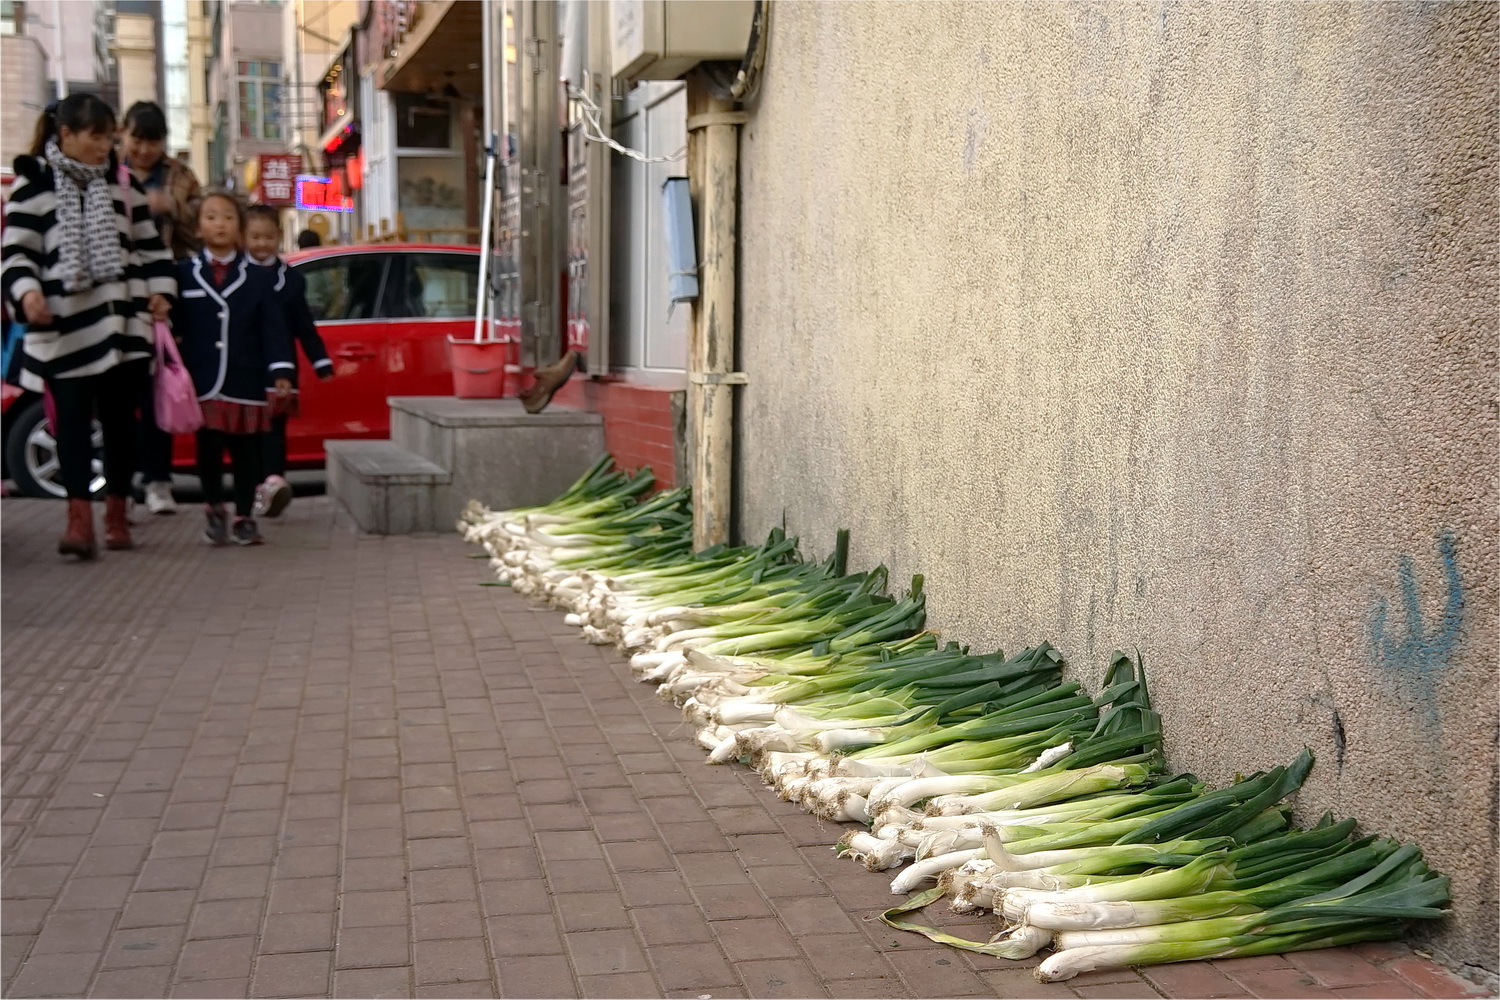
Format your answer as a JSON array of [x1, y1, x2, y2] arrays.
[[0, 153, 177, 392]]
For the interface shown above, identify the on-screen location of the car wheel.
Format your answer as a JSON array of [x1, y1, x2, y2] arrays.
[[3, 397, 106, 499]]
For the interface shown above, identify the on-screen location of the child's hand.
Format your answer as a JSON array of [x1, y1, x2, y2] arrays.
[[148, 294, 171, 322], [317, 368, 335, 382], [273, 378, 292, 399]]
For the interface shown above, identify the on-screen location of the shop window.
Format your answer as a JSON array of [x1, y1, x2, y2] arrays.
[[394, 93, 453, 150]]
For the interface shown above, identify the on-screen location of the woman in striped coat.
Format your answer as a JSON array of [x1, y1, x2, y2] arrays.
[[0, 95, 177, 558]]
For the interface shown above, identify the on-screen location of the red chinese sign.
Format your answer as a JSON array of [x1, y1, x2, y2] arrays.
[[257, 154, 301, 207]]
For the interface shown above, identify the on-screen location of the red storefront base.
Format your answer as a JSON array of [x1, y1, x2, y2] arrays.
[[553, 378, 684, 488]]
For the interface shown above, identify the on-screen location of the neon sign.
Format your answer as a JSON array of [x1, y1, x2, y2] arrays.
[[295, 174, 353, 213]]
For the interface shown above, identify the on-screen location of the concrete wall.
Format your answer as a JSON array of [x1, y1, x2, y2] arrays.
[[734, 2, 1497, 980], [1, 34, 50, 169]]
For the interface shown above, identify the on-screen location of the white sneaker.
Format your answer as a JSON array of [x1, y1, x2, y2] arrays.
[[255, 475, 293, 518], [144, 481, 178, 515]]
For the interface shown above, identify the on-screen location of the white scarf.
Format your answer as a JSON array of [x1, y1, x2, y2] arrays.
[[43, 138, 125, 294]]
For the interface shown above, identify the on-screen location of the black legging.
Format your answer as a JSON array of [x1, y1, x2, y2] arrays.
[[136, 380, 175, 485], [46, 359, 148, 500], [196, 429, 263, 517], [261, 413, 289, 480]]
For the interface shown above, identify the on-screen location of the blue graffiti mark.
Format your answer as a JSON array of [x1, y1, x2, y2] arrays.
[[1370, 529, 1464, 679]]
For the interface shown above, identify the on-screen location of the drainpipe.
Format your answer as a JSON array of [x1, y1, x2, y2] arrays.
[[685, 84, 747, 550]]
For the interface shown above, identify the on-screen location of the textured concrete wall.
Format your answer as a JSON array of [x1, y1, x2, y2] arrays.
[[734, 2, 1497, 979]]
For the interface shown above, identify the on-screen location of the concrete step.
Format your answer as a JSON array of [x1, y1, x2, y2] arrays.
[[387, 396, 606, 524], [325, 439, 451, 534]]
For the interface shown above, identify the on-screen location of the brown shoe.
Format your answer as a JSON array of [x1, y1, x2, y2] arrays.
[[59, 498, 97, 560], [104, 495, 134, 550], [520, 351, 579, 414]]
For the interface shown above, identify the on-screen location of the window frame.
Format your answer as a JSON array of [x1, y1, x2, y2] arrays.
[[236, 59, 284, 141]]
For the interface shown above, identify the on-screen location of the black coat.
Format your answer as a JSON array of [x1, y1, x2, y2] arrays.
[[172, 252, 293, 404], [262, 258, 331, 386]]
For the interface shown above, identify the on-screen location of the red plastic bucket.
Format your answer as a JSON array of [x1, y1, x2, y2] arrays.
[[447, 338, 507, 399]]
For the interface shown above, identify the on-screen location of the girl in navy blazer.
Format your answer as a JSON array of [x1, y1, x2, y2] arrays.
[[170, 191, 292, 546], [244, 204, 333, 519]]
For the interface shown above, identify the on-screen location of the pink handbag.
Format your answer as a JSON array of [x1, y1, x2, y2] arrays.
[[153, 321, 203, 435]]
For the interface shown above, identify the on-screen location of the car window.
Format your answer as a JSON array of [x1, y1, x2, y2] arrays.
[[296, 255, 389, 320], [383, 253, 479, 319]]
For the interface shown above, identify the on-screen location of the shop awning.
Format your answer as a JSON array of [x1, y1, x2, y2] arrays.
[[381, 0, 484, 97]]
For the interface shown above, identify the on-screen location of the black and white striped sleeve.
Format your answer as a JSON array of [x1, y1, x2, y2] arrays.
[[124, 174, 177, 300], [1, 173, 47, 309]]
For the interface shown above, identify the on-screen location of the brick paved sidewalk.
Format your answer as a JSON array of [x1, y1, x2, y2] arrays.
[[1, 496, 1489, 1000]]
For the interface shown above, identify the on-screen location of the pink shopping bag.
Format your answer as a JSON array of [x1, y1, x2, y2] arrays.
[[153, 321, 203, 435]]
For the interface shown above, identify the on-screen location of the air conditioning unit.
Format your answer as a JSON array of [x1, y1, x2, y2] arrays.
[[610, 0, 754, 83]]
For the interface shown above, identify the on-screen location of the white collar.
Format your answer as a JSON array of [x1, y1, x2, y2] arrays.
[[250, 254, 279, 268], [204, 249, 237, 265]]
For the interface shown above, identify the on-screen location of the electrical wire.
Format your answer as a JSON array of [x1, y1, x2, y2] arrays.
[[567, 84, 685, 164]]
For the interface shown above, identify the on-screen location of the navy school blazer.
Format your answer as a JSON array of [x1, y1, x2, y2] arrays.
[[261, 257, 332, 385], [171, 252, 293, 404]]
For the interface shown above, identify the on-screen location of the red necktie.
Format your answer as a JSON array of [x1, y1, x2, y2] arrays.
[[211, 260, 230, 286]]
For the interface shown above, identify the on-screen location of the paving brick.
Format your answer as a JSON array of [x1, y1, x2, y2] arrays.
[[1141, 961, 1254, 998], [190, 898, 265, 940], [736, 957, 833, 999], [331, 966, 411, 999], [266, 876, 338, 914], [412, 901, 485, 941], [578, 971, 663, 998], [5, 864, 74, 898], [486, 913, 566, 957], [200, 864, 272, 901], [342, 828, 405, 859], [250, 951, 332, 998], [0, 899, 51, 936], [135, 855, 209, 892], [259, 911, 335, 954], [493, 953, 577, 997], [566, 928, 651, 976], [98, 924, 185, 969], [8, 952, 99, 996], [412, 937, 491, 986], [177, 937, 257, 982], [975, 967, 1080, 997], [341, 856, 408, 892], [882, 948, 991, 997], [1288, 949, 1409, 990], [1384, 957, 1488, 998], [338, 890, 411, 929], [335, 925, 411, 969], [88, 965, 173, 998], [409, 866, 478, 903], [408, 836, 471, 870], [1227, 968, 1338, 998], [55, 874, 135, 911], [29, 909, 116, 956], [649, 941, 740, 992], [1074, 982, 1164, 999]]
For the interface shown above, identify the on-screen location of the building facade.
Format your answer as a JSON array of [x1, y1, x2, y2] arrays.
[[111, 0, 163, 111]]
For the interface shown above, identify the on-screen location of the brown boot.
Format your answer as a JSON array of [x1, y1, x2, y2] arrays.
[[520, 351, 580, 414], [104, 495, 134, 550], [59, 498, 97, 560]]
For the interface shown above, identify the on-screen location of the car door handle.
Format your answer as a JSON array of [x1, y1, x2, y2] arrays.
[[335, 345, 378, 360]]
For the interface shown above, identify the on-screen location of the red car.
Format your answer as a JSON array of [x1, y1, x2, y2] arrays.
[[2, 243, 482, 497]]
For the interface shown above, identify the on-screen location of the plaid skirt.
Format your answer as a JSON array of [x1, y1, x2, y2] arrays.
[[200, 399, 273, 434]]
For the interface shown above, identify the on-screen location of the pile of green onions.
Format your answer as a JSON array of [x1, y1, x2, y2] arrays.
[[459, 458, 1451, 981]]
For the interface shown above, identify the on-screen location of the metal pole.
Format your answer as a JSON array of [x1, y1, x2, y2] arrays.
[[471, 136, 498, 342]]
